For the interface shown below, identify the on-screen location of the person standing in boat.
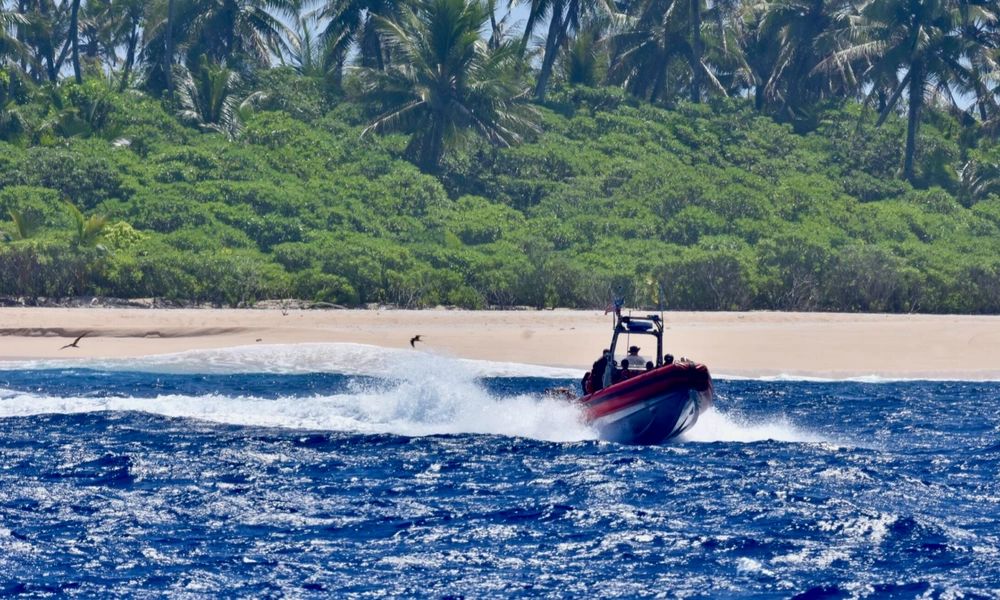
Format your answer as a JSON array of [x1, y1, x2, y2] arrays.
[[588, 349, 611, 393], [624, 346, 647, 371]]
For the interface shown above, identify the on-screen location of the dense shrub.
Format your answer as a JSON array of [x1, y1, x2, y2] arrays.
[[3, 78, 1000, 312]]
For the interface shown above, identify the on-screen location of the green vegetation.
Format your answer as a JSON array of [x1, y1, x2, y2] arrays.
[[359, 0, 539, 171], [2, 0, 1000, 312]]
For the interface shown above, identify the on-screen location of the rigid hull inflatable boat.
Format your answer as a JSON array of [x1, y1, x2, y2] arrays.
[[576, 313, 714, 444]]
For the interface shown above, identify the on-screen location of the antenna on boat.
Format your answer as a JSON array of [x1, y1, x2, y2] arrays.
[[658, 281, 667, 366], [658, 282, 666, 324]]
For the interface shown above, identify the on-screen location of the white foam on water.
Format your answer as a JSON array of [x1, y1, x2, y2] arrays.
[[0, 349, 596, 443], [0, 390, 596, 442], [0, 344, 873, 444], [0, 343, 583, 379], [3, 343, 994, 383], [679, 408, 828, 444]]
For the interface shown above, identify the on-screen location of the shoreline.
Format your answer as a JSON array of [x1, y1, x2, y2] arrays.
[[2, 307, 1000, 380]]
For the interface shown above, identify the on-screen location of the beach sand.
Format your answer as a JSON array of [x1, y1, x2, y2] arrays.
[[2, 307, 999, 379]]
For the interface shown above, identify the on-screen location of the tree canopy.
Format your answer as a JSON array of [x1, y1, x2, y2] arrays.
[[2, 0, 1000, 311]]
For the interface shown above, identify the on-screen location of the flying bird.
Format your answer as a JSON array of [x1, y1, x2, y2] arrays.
[[409, 335, 422, 348], [60, 332, 89, 350]]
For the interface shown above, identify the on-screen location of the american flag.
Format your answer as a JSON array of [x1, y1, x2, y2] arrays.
[[604, 297, 624, 316]]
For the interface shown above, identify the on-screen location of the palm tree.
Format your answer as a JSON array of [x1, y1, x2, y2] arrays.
[[67, 0, 81, 82], [287, 14, 324, 76], [954, 0, 1000, 122], [520, 0, 614, 100], [118, 1, 147, 91], [83, 0, 146, 91], [16, 0, 63, 82], [316, 0, 409, 80], [703, 0, 754, 97], [8, 208, 40, 240], [957, 157, 1000, 205], [0, 94, 28, 140], [188, 0, 297, 67], [609, 0, 743, 103], [559, 15, 610, 87], [0, 67, 29, 141], [43, 0, 82, 83], [689, 0, 703, 101], [755, 0, 857, 119], [520, 0, 568, 99], [359, 0, 540, 171], [175, 56, 263, 138], [820, 0, 975, 182], [65, 202, 107, 248], [142, 0, 206, 95], [740, 1, 778, 109], [486, 0, 515, 49], [141, 0, 293, 95], [1, 6, 30, 69]]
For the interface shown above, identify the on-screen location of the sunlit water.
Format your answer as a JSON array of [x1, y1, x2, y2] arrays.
[[1, 344, 998, 597]]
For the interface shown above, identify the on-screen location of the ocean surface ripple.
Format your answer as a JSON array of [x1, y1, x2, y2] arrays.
[[1, 346, 998, 598]]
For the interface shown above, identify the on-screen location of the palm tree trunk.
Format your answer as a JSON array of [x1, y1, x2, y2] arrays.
[[875, 70, 911, 127], [53, 0, 80, 82], [489, 0, 500, 50], [903, 63, 922, 183], [520, 0, 542, 54], [534, 0, 567, 101], [119, 28, 139, 92], [331, 56, 345, 89], [16, 0, 30, 76], [689, 0, 702, 103], [69, 0, 81, 83], [166, 0, 175, 95], [226, 0, 237, 61], [419, 116, 447, 173], [29, 0, 59, 82], [360, 19, 385, 70], [650, 66, 667, 103]]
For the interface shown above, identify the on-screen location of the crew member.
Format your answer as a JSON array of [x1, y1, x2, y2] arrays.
[[624, 346, 647, 370], [619, 360, 631, 380], [588, 349, 611, 392]]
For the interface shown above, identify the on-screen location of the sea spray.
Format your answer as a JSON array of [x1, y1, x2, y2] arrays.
[[0, 345, 857, 445], [679, 407, 828, 444], [0, 349, 594, 441], [0, 344, 834, 444]]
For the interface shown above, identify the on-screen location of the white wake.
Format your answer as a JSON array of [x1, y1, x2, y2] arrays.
[[0, 349, 595, 442], [680, 408, 828, 443], [0, 344, 835, 444]]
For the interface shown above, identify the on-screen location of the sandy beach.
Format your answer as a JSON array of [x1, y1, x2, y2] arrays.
[[1, 307, 999, 379]]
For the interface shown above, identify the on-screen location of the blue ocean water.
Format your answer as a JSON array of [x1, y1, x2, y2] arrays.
[[1, 346, 998, 598]]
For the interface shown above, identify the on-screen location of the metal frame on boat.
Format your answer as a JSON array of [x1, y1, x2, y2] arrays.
[[577, 311, 714, 445]]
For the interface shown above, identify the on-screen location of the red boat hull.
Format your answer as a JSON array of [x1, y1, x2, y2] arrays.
[[579, 362, 714, 444]]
